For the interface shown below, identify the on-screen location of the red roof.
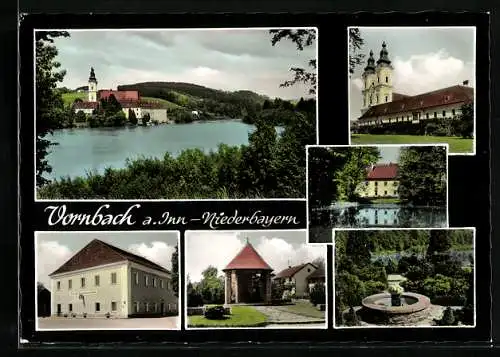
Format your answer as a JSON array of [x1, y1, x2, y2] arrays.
[[223, 242, 273, 271], [98, 90, 140, 102], [275, 263, 316, 278], [367, 163, 399, 180], [359, 85, 473, 120], [49, 239, 169, 276]]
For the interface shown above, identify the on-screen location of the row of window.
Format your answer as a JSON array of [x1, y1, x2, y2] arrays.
[[364, 75, 390, 88], [361, 109, 458, 126], [56, 301, 174, 314], [373, 181, 398, 187], [57, 301, 118, 313], [133, 271, 170, 290], [56, 272, 171, 291], [56, 272, 118, 290]]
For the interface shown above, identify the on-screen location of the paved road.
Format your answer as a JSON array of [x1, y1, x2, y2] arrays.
[[38, 316, 180, 330], [265, 323, 326, 329], [253, 306, 325, 324]]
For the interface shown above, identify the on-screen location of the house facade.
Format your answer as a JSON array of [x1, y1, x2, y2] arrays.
[[354, 42, 473, 128], [49, 239, 178, 318], [274, 263, 320, 298], [356, 163, 399, 199], [73, 67, 170, 123]]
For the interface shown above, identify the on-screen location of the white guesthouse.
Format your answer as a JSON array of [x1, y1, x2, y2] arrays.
[[49, 239, 178, 318]]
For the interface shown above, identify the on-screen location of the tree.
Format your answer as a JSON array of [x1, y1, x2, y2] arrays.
[[35, 31, 70, 186], [345, 232, 373, 267], [100, 94, 122, 116], [349, 28, 365, 75], [171, 245, 179, 297], [269, 29, 317, 95], [397, 146, 447, 205], [198, 266, 224, 304], [457, 102, 474, 139], [335, 147, 380, 200], [427, 230, 452, 257], [238, 117, 278, 196], [128, 108, 138, 125], [142, 113, 151, 126]]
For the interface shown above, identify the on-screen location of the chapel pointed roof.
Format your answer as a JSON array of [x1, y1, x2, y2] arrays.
[[223, 240, 273, 271]]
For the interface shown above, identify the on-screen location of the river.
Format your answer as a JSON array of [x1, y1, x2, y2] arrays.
[[46, 120, 276, 180]]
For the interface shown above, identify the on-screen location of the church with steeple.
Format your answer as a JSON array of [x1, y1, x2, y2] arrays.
[[355, 42, 474, 128], [73, 67, 170, 123]]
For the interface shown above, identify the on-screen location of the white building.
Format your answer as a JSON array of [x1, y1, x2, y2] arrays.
[[73, 67, 170, 123], [49, 239, 178, 318], [273, 262, 324, 298], [355, 42, 473, 127]]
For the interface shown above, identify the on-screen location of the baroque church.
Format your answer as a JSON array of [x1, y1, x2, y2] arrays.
[[73, 67, 170, 123], [354, 42, 474, 128]]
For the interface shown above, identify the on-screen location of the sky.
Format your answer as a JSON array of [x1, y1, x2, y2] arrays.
[[185, 230, 326, 283], [349, 27, 476, 121], [378, 146, 400, 163], [47, 29, 316, 100], [36, 231, 179, 289]]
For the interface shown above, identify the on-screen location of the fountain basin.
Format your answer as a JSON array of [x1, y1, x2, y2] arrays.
[[362, 292, 430, 314]]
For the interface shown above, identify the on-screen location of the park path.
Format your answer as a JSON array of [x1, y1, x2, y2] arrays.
[[253, 306, 325, 325]]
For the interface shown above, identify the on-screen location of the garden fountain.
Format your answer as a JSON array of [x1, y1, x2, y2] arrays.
[[355, 284, 437, 325]]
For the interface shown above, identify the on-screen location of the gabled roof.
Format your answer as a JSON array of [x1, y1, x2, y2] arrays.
[[367, 163, 398, 180], [223, 242, 273, 271], [49, 239, 170, 276], [274, 263, 316, 278], [359, 85, 473, 120], [307, 266, 325, 279]]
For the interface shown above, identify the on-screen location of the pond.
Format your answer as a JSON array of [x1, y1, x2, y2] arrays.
[[309, 203, 447, 229], [45, 120, 282, 180]]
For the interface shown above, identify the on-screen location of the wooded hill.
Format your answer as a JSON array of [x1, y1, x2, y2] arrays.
[[117, 81, 272, 121]]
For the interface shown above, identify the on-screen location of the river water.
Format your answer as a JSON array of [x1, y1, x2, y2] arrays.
[[46, 120, 270, 180]]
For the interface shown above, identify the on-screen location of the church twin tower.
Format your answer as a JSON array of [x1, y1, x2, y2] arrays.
[[361, 41, 394, 114]]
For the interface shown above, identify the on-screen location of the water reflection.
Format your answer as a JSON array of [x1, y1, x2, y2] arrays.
[[309, 203, 447, 228]]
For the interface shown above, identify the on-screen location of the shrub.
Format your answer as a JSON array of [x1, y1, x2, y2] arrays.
[[105, 312, 111, 318], [204, 305, 226, 320], [309, 283, 326, 305], [83, 313, 87, 318], [435, 307, 456, 326]]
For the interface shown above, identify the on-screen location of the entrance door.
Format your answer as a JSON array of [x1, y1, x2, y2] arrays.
[[56, 304, 61, 316], [160, 303, 165, 316]]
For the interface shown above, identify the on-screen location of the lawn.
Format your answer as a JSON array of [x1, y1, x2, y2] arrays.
[[188, 306, 268, 328], [61, 92, 87, 106], [351, 134, 473, 154], [271, 300, 325, 319]]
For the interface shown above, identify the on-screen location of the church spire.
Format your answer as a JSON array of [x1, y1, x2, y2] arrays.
[[89, 67, 97, 83], [376, 41, 391, 66], [364, 50, 376, 72]]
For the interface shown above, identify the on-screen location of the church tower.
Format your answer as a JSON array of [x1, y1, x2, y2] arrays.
[[374, 41, 393, 105], [361, 50, 377, 114], [88, 67, 98, 102]]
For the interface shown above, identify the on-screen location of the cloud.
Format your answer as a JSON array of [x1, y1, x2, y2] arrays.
[[392, 50, 473, 95], [52, 29, 316, 99], [185, 232, 326, 282], [128, 241, 175, 271], [350, 50, 475, 120], [189, 66, 220, 77], [36, 240, 73, 289]]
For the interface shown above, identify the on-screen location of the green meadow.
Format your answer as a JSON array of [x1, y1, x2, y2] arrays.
[[351, 134, 473, 154]]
